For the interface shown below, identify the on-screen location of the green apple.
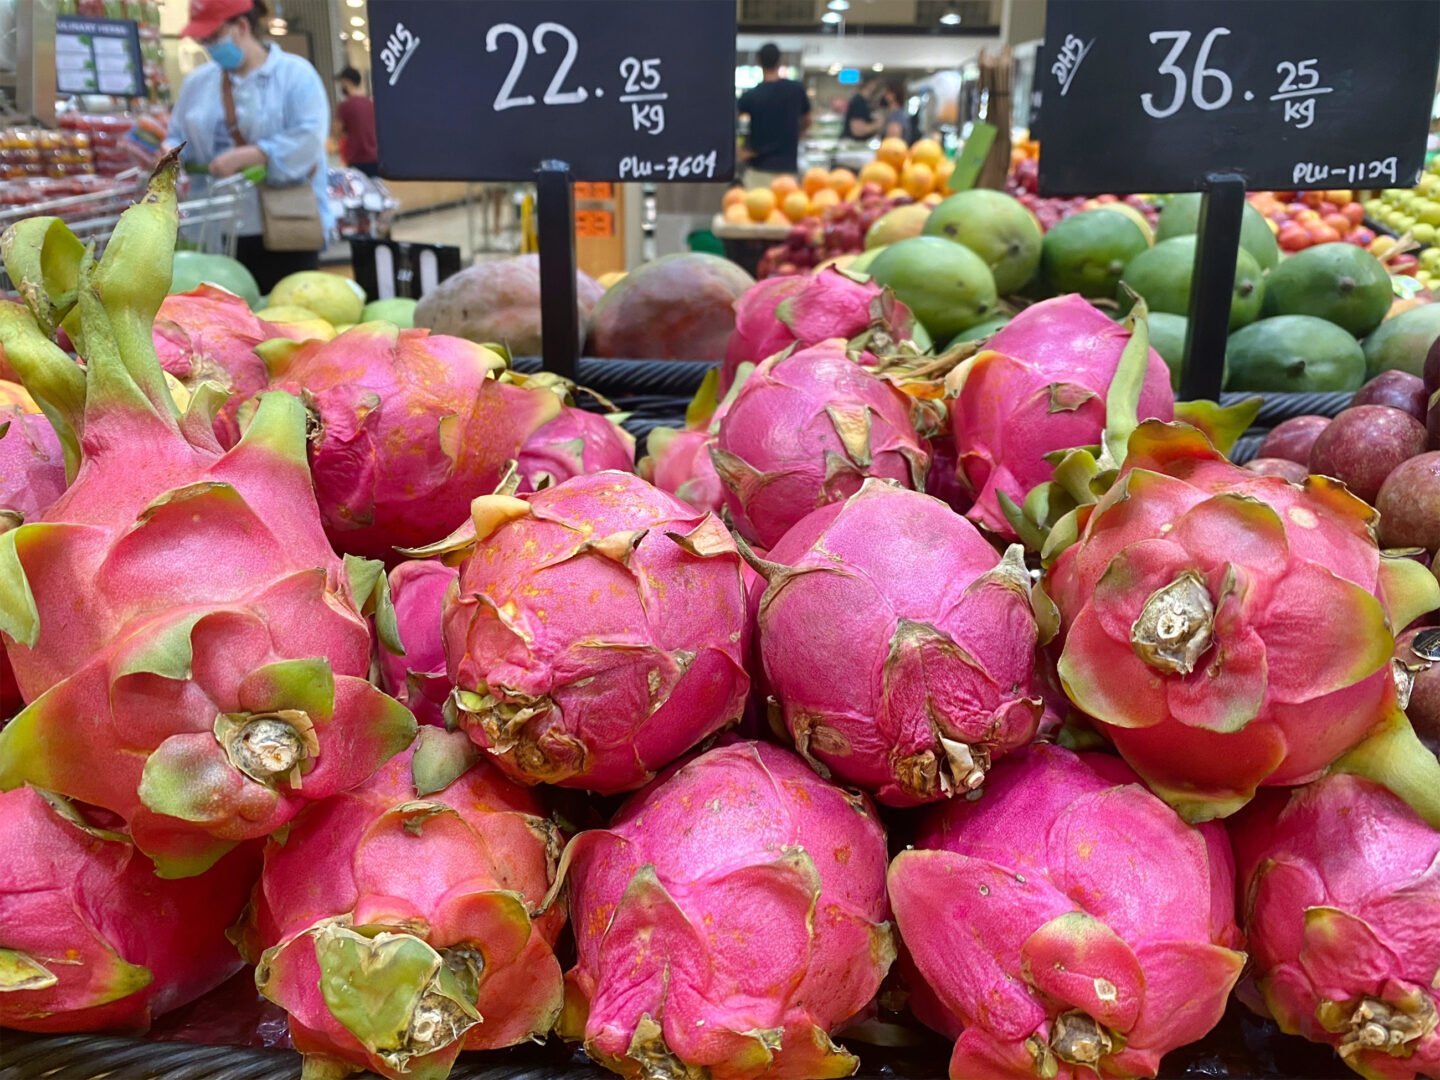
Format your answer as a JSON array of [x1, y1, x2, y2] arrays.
[[1414, 223, 1437, 245]]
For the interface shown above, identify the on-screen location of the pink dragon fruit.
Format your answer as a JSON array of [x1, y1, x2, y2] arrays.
[[638, 425, 725, 513], [1047, 420, 1440, 826], [888, 743, 1246, 1080], [0, 786, 259, 1033], [378, 559, 458, 728], [720, 268, 918, 391], [0, 156, 415, 877], [1231, 775, 1440, 1080], [261, 323, 561, 560], [428, 470, 750, 793], [0, 405, 66, 716], [152, 283, 295, 446], [752, 479, 1046, 805], [556, 739, 895, 1079], [947, 295, 1174, 539], [712, 339, 929, 548], [245, 728, 566, 1080], [0, 405, 66, 523], [516, 405, 635, 492]]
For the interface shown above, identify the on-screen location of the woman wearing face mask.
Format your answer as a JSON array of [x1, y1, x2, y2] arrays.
[[166, 0, 332, 293]]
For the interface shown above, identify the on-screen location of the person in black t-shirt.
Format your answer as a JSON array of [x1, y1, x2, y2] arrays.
[[842, 77, 882, 141], [736, 43, 811, 187]]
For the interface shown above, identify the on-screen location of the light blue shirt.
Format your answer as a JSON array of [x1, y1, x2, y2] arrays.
[[167, 43, 333, 238]]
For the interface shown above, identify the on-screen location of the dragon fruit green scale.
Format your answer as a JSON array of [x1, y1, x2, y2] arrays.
[[555, 740, 895, 1080], [436, 470, 751, 794]]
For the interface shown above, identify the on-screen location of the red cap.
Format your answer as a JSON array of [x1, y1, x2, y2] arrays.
[[182, 0, 254, 40]]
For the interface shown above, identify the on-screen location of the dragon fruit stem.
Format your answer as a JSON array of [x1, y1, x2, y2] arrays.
[[93, 151, 181, 416], [1318, 995, 1438, 1063], [1130, 571, 1215, 675], [1050, 1011, 1113, 1067]]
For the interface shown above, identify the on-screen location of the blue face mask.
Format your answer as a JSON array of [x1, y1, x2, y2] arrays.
[[206, 37, 244, 70]]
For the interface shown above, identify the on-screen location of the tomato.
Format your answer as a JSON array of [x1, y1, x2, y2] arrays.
[[1309, 223, 1342, 244], [1322, 212, 1351, 234], [1341, 202, 1365, 225]]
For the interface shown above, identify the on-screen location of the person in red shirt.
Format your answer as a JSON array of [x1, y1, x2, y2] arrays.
[[333, 66, 379, 176]]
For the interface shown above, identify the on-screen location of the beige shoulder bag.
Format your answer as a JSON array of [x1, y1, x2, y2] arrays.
[[222, 71, 325, 252]]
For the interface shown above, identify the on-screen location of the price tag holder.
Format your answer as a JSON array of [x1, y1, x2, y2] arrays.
[[1038, 0, 1440, 196], [368, 0, 737, 183]]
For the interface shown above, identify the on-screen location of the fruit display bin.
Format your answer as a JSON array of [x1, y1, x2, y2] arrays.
[[0, 1003, 1359, 1080]]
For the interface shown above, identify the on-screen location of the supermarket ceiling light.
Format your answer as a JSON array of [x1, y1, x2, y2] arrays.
[[339, 30, 349, 39], [939, 11, 961, 23], [821, 11, 842, 23], [827, 0, 849, 10], [872, 62, 884, 71], [268, 17, 287, 33], [349, 15, 365, 25], [353, 30, 367, 41], [345, 0, 363, 6]]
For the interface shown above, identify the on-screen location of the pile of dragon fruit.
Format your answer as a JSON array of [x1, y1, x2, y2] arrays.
[[2, 157, 1439, 1080]]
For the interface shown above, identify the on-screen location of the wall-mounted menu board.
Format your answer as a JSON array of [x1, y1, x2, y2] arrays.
[[55, 16, 145, 98]]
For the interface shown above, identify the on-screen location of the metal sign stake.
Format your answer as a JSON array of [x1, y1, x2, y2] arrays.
[[1180, 172, 1245, 402], [536, 160, 579, 380]]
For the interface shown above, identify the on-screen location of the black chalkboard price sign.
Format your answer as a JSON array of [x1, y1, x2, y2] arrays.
[[1037, 0, 1440, 404], [1038, 0, 1440, 196], [367, 0, 737, 184], [367, 0, 737, 380]]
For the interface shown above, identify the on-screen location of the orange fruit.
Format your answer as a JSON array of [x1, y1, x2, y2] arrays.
[[859, 160, 898, 191], [722, 202, 750, 225], [922, 192, 943, 207], [802, 166, 830, 196], [722, 187, 746, 209], [811, 188, 840, 208], [766, 209, 790, 226], [781, 190, 811, 222], [771, 174, 800, 197], [910, 138, 943, 167], [901, 162, 935, 199], [744, 187, 777, 222], [877, 137, 909, 170], [934, 160, 955, 194], [828, 167, 857, 195]]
